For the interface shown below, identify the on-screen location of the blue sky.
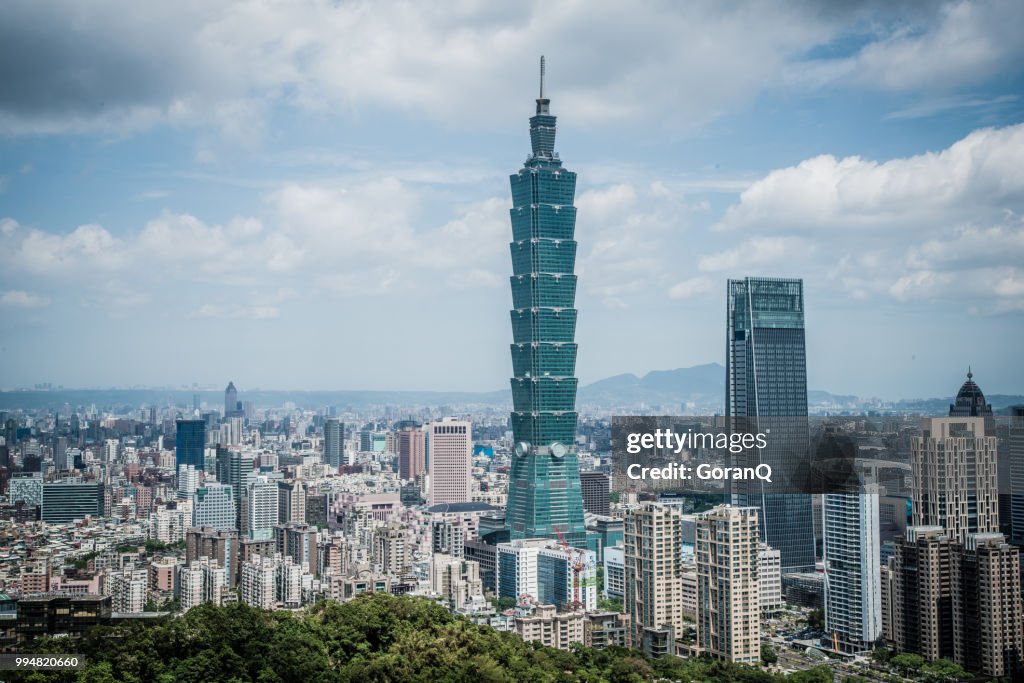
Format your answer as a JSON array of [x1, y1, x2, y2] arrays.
[[1, 0, 1023, 399]]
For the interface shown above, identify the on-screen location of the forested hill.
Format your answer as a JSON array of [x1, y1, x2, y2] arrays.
[[21, 592, 833, 683]]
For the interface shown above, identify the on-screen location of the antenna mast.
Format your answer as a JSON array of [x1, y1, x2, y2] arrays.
[[540, 56, 545, 99]]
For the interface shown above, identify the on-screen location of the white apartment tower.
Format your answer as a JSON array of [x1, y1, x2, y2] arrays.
[[694, 505, 761, 665]]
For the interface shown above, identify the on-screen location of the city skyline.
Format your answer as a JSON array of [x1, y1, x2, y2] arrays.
[[0, 2, 1022, 399]]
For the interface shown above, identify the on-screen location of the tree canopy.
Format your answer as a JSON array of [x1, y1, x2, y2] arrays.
[[21, 593, 834, 682]]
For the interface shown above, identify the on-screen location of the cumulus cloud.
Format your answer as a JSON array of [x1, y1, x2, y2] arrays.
[[708, 124, 1024, 314], [717, 124, 1024, 233], [3, 1, 1019, 136]]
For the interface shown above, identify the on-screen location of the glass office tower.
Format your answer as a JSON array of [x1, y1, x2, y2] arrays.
[[726, 277, 815, 572], [505, 60, 587, 547], [175, 419, 207, 470]]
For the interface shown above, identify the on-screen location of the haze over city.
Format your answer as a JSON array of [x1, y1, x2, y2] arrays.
[[1, 1, 1023, 400]]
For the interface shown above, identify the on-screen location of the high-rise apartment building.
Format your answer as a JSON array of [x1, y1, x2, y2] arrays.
[[953, 533, 1023, 677], [398, 427, 425, 482], [694, 505, 761, 664], [245, 476, 279, 541], [726, 277, 814, 572], [426, 418, 471, 506], [505, 59, 587, 548], [109, 569, 147, 613], [911, 417, 998, 543], [175, 419, 206, 470], [323, 418, 345, 470], [624, 502, 685, 654], [374, 524, 410, 576], [823, 490, 882, 652], [179, 556, 226, 611], [277, 480, 306, 525], [186, 527, 239, 587], [891, 526, 956, 661], [177, 464, 199, 500], [1009, 406, 1024, 541]]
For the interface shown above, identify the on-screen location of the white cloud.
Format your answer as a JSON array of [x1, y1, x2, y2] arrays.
[[717, 124, 1024, 233], [706, 124, 1024, 314], [5, 1, 1019, 137], [0, 289, 49, 308], [698, 237, 810, 273], [668, 277, 714, 300]]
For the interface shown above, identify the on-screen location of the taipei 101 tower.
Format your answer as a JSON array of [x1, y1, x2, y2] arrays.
[[505, 57, 587, 548]]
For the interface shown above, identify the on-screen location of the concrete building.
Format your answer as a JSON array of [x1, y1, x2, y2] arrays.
[[179, 557, 227, 611], [580, 471, 610, 516], [694, 505, 761, 665], [496, 538, 597, 611], [374, 524, 410, 576], [398, 427, 425, 482], [911, 417, 998, 543], [953, 533, 1023, 678], [110, 569, 148, 613], [245, 476, 279, 541], [603, 545, 624, 598], [759, 544, 783, 613], [624, 503, 685, 654], [891, 526, 956, 661], [186, 527, 239, 587], [426, 418, 472, 506], [192, 483, 235, 532], [431, 554, 483, 610], [823, 490, 881, 652]]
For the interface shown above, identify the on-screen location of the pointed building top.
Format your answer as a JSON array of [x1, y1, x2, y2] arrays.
[[536, 55, 550, 116], [967, 366, 972, 380]]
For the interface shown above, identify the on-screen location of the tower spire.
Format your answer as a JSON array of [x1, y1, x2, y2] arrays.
[[535, 55, 550, 115], [539, 55, 545, 99]]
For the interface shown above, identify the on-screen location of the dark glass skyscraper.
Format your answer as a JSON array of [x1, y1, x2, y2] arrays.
[[175, 419, 206, 470], [505, 58, 587, 547], [726, 277, 815, 572]]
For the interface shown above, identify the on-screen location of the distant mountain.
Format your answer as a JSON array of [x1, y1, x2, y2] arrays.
[[2, 369, 1019, 414], [578, 363, 724, 409]]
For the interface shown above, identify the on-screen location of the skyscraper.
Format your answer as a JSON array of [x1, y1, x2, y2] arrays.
[[426, 418, 471, 506], [175, 419, 206, 470], [224, 381, 239, 417], [323, 418, 345, 470], [823, 489, 882, 652], [726, 277, 814, 572], [505, 58, 587, 548], [911, 417, 998, 543], [398, 427, 425, 481]]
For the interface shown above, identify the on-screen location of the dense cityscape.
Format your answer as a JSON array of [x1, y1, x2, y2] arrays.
[[0, 57, 1021, 683]]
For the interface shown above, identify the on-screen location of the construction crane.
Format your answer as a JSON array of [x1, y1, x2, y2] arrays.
[[554, 527, 587, 611]]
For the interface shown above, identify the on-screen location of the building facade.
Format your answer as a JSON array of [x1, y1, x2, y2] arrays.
[[694, 505, 761, 664], [426, 418, 472, 506], [505, 62, 587, 548], [725, 277, 814, 572]]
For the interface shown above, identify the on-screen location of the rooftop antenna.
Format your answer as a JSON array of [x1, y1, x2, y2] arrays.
[[540, 55, 545, 99]]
